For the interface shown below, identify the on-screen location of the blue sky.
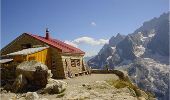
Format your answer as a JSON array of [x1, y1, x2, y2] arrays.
[[1, 0, 169, 57]]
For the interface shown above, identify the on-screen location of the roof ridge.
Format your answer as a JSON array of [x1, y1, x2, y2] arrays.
[[51, 38, 83, 51], [25, 33, 85, 54], [50, 39, 75, 51]]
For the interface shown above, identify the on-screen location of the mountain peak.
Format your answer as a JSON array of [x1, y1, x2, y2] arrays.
[[116, 33, 122, 38], [108, 33, 125, 47]]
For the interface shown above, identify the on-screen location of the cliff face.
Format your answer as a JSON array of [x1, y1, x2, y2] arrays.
[[88, 33, 125, 69], [88, 12, 169, 100], [116, 58, 169, 100], [147, 15, 169, 56]]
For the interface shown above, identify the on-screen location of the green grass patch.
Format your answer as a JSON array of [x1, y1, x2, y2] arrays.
[[106, 79, 142, 97], [106, 78, 155, 99], [56, 92, 65, 98]]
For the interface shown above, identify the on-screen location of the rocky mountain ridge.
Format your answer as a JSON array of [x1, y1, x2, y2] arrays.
[[88, 13, 169, 68], [88, 12, 169, 100]]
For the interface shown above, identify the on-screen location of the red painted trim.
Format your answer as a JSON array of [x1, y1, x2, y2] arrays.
[[25, 33, 85, 54]]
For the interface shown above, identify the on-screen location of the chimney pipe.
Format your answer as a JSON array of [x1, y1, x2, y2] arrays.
[[45, 28, 50, 39]]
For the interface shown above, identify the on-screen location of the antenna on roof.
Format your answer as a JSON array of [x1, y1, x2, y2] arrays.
[[45, 28, 50, 39]]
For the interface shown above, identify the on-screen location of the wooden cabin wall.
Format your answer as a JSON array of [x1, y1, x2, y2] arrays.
[[13, 55, 27, 63], [26, 48, 50, 68]]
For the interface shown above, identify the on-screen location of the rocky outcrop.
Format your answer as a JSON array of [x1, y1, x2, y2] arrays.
[[116, 35, 136, 60], [88, 33, 125, 69], [16, 61, 48, 89], [2, 61, 67, 95], [147, 16, 169, 56], [40, 78, 67, 94], [6, 61, 49, 92], [116, 58, 169, 100], [109, 33, 126, 47]]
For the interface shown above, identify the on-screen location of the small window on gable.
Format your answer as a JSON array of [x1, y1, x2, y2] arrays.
[[21, 43, 32, 49]]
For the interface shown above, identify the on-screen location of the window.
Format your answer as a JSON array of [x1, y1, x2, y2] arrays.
[[71, 59, 76, 67], [21, 43, 31, 49], [76, 60, 80, 66], [71, 59, 80, 67]]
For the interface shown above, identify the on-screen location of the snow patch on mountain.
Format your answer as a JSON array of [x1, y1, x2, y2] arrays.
[[134, 45, 145, 57], [148, 33, 155, 38], [111, 46, 116, 50], [106, 56, 112, 61], [116, 58, 169, 100], [140, 34, 149, 42]]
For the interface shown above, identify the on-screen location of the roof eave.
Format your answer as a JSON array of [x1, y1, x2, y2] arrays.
[[61, 52, 85, 56]]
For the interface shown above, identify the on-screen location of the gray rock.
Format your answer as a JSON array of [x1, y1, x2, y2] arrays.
[[109, 33, 126, 47], [147, 16, 169, 56], [116, 35, 136, 60], [16, 61, 48, 88], [47, 70, 52, 79], [42, 78, 67, 94]]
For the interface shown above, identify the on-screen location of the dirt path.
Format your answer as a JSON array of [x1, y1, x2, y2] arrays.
[[62, 74, 119, 85], [41, 74, 119, 100], [60, 74, 119, 93]]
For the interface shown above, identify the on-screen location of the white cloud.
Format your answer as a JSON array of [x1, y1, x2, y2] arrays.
[[64, 40, 78, 47], [85, 50, 98, 57], [91, 21, 96, 26], [64, 36, 108, 57], [73, 37, 108, 45]]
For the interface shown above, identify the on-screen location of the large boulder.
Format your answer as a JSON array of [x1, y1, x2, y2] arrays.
[[41, 78, 67, 94], [16, 61, 48, 88]]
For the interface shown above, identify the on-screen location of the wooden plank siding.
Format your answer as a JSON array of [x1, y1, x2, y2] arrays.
[[26, 48, 50, 67]]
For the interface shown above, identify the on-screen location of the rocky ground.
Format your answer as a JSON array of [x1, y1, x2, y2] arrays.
[[0, 74, 154, 100]]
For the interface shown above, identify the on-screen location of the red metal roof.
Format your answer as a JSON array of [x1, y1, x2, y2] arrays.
[[25, 33, 85, 54]]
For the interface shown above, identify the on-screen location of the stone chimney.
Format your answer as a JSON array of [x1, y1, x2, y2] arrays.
[[45, 28, 50, 39]]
